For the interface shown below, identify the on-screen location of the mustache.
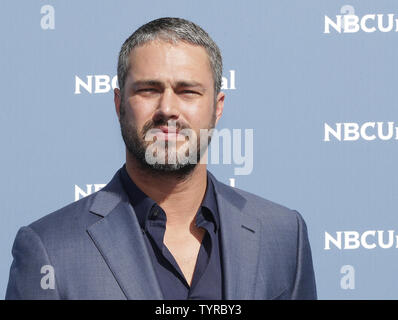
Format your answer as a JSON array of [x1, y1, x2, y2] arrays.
[[141, 119, 190, 136]]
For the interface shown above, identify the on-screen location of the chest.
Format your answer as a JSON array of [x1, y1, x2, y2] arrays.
[[163, 227, 206, 285]]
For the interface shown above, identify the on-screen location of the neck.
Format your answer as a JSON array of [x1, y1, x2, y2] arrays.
[[125, 151, 208, 226]]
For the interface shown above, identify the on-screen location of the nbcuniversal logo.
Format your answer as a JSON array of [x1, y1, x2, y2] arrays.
[[74, 70, 237, 94], [324, 122, 398, 142], [324, 13, 398, 33], [324, 230, 398, 250], [75, 178, 237, 201], [324, 5, 398, 34]]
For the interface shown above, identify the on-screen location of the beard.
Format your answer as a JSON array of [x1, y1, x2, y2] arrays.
[[119, 99, 216, 178]]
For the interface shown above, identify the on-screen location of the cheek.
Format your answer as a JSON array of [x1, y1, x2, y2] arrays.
[[126, 97, 155, 124], [182, 99, 214, 128]]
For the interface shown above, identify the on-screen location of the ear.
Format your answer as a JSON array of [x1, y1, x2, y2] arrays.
[[214, 91, 225, 126], [114, 88, 121, 121]]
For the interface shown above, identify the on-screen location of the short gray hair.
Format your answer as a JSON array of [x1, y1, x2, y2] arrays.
[[117, 17, 223, 97]]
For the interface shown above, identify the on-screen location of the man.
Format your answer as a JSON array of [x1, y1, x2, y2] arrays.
[[6, 17, 317, 300]]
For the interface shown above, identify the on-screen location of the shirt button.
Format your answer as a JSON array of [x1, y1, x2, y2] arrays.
[[152, 208, 159, 218]]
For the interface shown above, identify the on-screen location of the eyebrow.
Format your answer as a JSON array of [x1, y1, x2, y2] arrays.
[[175, 81, 206, 90], [131, 80, 164, 90]]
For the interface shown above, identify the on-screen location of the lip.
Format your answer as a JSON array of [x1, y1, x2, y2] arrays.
[[152, 126, 185, 141], [158, 125, 179, 134]]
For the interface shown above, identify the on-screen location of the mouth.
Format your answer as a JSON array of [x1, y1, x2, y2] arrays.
[[153, 125, 184, 141], [159, 125, 180, 134]]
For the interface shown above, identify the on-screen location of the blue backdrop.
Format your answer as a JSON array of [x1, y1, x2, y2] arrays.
[[1, 0, 398, 299]]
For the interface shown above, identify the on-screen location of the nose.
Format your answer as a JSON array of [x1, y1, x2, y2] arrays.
[[153, 88, 180, 123]]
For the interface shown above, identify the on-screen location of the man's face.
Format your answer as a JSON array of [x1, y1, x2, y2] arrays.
[[116, 40, 224, 175]]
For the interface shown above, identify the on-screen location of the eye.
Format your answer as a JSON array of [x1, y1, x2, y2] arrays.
[[135, 88, 160, 96], [138, 88, 157, 92], [180, 90, 199, 95]]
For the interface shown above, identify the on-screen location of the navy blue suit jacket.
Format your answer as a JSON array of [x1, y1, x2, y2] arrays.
[[6, 169, 317, 299]]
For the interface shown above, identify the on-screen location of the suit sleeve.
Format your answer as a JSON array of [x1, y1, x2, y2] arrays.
[[290, 211, 317, 299], [5, 226, 61, 300]]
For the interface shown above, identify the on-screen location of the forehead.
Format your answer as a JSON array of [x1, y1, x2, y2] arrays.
[[127, 40, 213, 84]]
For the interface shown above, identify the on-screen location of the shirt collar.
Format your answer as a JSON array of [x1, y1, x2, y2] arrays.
[[119, 165, 156, 230], [119, 164, 219, 231], [200, 173, 219, 230]]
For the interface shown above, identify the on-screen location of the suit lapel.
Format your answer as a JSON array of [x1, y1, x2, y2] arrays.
[[86, 169, 263, 300], [209, 173, 261, 300], [87, 171, 163, 300]]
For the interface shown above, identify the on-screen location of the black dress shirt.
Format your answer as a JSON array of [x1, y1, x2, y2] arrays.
[[119, 165, 223, 299]]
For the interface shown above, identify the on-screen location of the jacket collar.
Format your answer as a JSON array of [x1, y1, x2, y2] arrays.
[[88, 167, 261, 299]]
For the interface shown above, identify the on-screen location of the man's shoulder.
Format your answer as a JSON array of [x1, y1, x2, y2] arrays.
[[27, 191, 101, 242], [212, 176, 301, 228], [27, 170, 123, 239], [235, 186, 297, 216]]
